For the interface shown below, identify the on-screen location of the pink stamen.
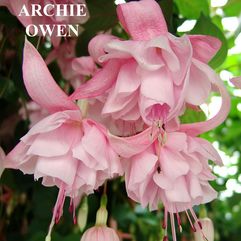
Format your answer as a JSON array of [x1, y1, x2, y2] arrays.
[[189, 209, 210, 240], [185, 210, 196, 232], [170, 213, 177, 241], [176, 212, 182, 233], [162, 208, 168, 229], [190, 208, 202, 230], [73, 216, 77, 225], [69, 199, 74, 213], [72, 197, 77, 224], [45, 183, 66, 240]]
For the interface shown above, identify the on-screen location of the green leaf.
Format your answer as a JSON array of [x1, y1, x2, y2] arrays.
[[223, 0, 241, 17], [190, 14, 228, 68], [180, 108, 206, 124], [174, 0, 209, 19]]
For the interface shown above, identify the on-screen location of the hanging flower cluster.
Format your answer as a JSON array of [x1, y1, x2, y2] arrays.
[[3, 0, 231, 240]]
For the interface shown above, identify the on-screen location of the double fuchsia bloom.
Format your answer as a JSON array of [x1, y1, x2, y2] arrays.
[[70, 0, 192, 127], [4, 39, 123, 238], [70, 0, 222, 129], [109, 125, 222, 241], [0, 0, 89, 47]]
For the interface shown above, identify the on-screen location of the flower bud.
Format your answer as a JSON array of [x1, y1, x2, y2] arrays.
[[95, 207, 108, 226], [77, 197, 88, 232], [194, 218, 214, 241]]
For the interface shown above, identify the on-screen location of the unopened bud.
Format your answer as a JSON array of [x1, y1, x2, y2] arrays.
[[194, 218, 214, 241], [77, 197, 88, 232], [95, 206, 108, 226]]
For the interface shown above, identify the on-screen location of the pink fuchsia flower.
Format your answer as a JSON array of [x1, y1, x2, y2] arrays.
[[109, 122, 224, 241], [0, 147, 5, 178], [80, 226, 120, 241], [230, 76, 241, 89], [0, 0, 89, 47], [194, 218, 214, 241], [5, 39, 123, 237], [69, 0, 224, 129], [45, 39, 97, 89]]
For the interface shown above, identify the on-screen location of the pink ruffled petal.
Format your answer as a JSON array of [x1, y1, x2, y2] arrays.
[[129, 151, 157, 187], [23, 39, 78, 112], [189, 35, 221, 63], [72, 57, 97, 76], [230, 76, 241, 89], [200, 182, 217, 204], [109, 127, 157, 158], [101, 39, 163, 70], [88, 34, 118, 64], [188, 174, 203, 199], [117, 0, 167, 40], [27, 123, 80, 157], [153, 171, 173, 190], [34, 153, 78, 186], [194, 137, 223, 166], [81, 123, 108, 169], [185, 61, 212, 105], [5, 142, 30, 169], [21, 110, 81, 143], [140, 67, 174, 106], [160, 149, 189, 180], [102, 61, 140, 117], [165, 176, 191, 203], [165, 132, 187, 151]]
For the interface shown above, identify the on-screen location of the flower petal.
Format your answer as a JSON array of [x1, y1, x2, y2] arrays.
[[129, 151, 157, 187], [185, 61, 212, 105], [23, 39, 77, 112], [70, 60, 121, 100], [109, 127, 157, 158], [88, 34, 117, 64], [35, 153, 78, 186], [230, 76, 241, 89], [180, 67, 230, 135], [189, 35, 221, 63], [72, 57, 97, 76]]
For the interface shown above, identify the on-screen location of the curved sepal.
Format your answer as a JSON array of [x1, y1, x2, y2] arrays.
[[117, 0, 168, 40], [23, 38, 78, 113], [180, 75, 230, 136], [70, 60, 121, 100]]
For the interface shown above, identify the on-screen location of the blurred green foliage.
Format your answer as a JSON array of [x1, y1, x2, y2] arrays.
[[0, 0, 241, 241]]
